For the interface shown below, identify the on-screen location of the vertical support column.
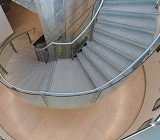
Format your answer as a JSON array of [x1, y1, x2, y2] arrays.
[[34, 0, 65, 43]]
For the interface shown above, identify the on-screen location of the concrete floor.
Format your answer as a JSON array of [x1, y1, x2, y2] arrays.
[[0, 2, 146, 140]]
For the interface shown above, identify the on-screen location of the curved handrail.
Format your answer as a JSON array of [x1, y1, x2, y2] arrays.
[[0, 33, 160, 97], [36, 0, 104, 52], [0, 28, 35, 54]]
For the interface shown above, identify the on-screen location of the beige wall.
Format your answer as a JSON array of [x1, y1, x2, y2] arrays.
[[0, 6, 13, 43]]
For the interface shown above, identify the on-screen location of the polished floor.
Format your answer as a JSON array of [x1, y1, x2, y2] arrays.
[[0, 67, 145, 140], [0, 2, 146, 140]]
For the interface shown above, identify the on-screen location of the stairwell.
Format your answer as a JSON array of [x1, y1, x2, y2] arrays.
[[1, 0, 160, 108]]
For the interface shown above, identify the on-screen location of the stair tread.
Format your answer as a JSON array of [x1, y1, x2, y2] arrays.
[[83, 47, 120, 80], [6, 60, 38, 72], [77, 52, 108, 87], [97, 14, 156, 32], [100, 8, 159, 16], [15, 63, 45, 88], [103, 0, 157, 5], [5, 62, 40, 80], [9, 63, 43, 86], [49, 58, 95, 92], [23, 63, 49, 90], [87, 40, 133, 70], [95, 22, 153, 46], [92, 32, 145, 59], [71, 58, 95, 91], [101, 3, 158, 14], [40, 62, 56, 92]]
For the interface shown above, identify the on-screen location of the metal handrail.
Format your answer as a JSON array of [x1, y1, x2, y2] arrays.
[[0, 28, 35, 54], [36, 0, 104, 52], [0, 33, 160, 97]]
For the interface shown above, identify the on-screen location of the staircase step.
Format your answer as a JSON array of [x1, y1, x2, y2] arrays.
[[6, 60, 38, 72], [97, 13, 156, 33], [95, 22, 153, 46], [71, 58, 95, 91], [77, 52, 108, 87], [92, 32, 145, 60], [9, 63, 43, 85], [87, 40, 133, 71], [46, 58, 96, 92], [10, 52, 37, 60], [15, 63, 45, 88], [101, 3, 158, 14], [103, 0, 157, 5], [83, 47, 120, 80], [6, 62, 40, 80], [100, 8, 159, 16], [23, 63, 48, 90], [7, 55, 38, 65], [40, 62, 56, 92]]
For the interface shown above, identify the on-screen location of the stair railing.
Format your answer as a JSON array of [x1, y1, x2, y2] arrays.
[[0, 28, 35, 76], [0, 33, 160, 97], [36, 0, 104, 61]]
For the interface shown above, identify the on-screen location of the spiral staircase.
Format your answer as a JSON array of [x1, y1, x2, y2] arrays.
[[0, 0, 160, 108]]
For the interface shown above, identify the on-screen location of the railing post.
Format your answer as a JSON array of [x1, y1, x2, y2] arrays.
[[27, 32, 32, 43], [54, 45, 58, 61], [10, 42, 17, 53], [88, 19, 96, 41], [156, 44, 160, 52], [0, 64, 8, 74], [41, 95, 49, 107], [71, 44, 74, 60]]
